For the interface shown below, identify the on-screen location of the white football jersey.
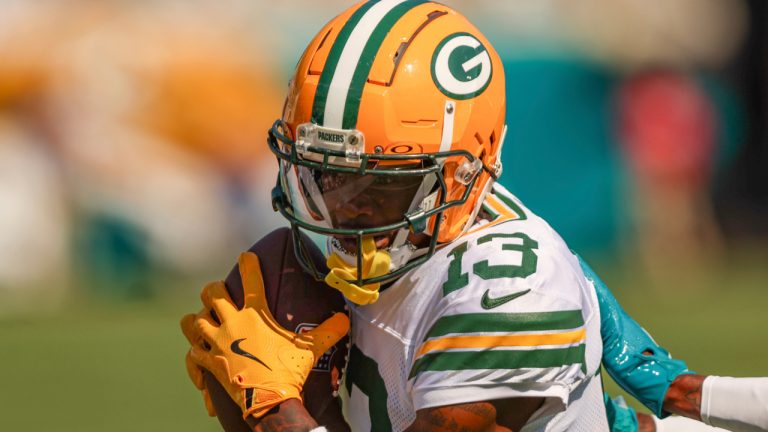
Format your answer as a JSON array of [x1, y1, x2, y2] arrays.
[[339, 184, 608, 431]]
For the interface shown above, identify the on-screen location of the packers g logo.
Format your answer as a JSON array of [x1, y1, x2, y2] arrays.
[[431, 32, 493, 100]]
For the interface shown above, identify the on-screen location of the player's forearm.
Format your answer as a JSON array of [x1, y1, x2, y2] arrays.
[[247, 399, 320, 432], [663, 374, 704, 421], [247, 399, 319, 432]]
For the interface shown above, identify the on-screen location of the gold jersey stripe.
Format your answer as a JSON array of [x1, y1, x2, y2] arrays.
[[416, 328, 587, 358], [466, 195, 520, 236], [485, 194, 516, 218]]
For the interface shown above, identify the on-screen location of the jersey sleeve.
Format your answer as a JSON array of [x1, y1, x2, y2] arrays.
[[407, 221, 598, 411]]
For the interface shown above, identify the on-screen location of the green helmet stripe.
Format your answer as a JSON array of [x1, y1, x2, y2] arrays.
[[312, 0, 429, 130], [311, 0, 378, 126], [341, 0, 428, 129]]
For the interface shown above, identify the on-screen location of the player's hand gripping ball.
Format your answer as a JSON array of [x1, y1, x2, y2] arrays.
[[181, 228, 351, 431], [191, 251, 349, 419]]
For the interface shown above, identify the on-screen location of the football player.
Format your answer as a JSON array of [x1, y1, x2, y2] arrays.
[[182, 1, 768, 431]]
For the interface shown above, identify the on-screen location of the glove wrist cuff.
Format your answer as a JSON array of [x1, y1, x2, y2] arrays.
[[243, 388, 303, 419]]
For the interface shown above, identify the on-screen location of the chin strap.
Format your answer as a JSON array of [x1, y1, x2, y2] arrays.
[[387, 228, 417, 270], [325, 237, 391, 305]]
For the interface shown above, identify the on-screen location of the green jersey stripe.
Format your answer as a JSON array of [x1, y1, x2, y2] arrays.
[[481, 202, 500, 219], [409, 344, 586, 379], [340, 0, 428, 129], [424, 310, 585, 340], [311, 0, 379, 126], [492, 187, 527, 220]]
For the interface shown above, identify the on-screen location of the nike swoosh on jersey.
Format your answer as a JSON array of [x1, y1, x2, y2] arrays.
[[231, 338, 272, 371], [481, 288, 531, 309]]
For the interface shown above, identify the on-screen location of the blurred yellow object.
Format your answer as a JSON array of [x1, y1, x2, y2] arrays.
[[0, 67, 47, 110], [180, 311, 217, 417], [128, 12, 285, 174], [141, 61, 283, 173], [0, 4, 56, 109]]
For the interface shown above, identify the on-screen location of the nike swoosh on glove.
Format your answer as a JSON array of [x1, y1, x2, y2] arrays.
[[187, 252, 349, 419]]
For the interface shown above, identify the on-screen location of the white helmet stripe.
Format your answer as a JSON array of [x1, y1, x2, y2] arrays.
[[323, 0, 409, 129]]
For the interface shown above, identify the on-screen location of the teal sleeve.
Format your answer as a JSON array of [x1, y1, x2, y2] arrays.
[[605, 393, 639, 432], [578, 256, 694, 418]]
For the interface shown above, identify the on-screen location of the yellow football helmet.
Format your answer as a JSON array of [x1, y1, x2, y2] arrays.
[[269, 0, 506, 285]]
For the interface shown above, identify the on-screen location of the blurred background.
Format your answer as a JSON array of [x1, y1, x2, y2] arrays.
[[0, 0, 765, 430]]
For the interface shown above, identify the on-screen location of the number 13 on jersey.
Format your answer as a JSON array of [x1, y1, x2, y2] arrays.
[[443, 232, 539, 296]]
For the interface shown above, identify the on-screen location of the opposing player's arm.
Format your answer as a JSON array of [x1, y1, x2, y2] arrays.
[[406, 398, 544, 432], [582, 256, 768, 431], [663, 374, 704, 421], [668, 375, 768, 432], [578, 256, 694, 418]]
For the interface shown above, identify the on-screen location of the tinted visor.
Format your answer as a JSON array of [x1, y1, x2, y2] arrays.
[[282, 159, 436, 233]]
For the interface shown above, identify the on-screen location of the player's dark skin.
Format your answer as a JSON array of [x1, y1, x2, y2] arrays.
[[625, 355, 704, 432], [240, 374, 705, 432], [245, 397, 544, 432], [662, 374, 704, 421], [322, 169, 424, 252], [635, 374, 705, 431], [245, 400, 319, 432]]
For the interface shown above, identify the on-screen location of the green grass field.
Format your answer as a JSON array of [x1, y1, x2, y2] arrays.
[[1, 248, 766, 431], [599, 247, 768, 414], [0, 294, 215, 431]]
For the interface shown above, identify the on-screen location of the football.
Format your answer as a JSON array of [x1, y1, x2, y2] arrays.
[[204, 227, 350, 431]]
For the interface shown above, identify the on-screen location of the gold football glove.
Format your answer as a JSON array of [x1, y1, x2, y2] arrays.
[[180, 312, 217, 416], [189, 252, 349, 419], [325, 236, 391, 305]]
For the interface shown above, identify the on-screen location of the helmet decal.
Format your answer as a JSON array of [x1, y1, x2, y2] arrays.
[[312, 0, 428, 130], [431, 32, 492, 100]]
